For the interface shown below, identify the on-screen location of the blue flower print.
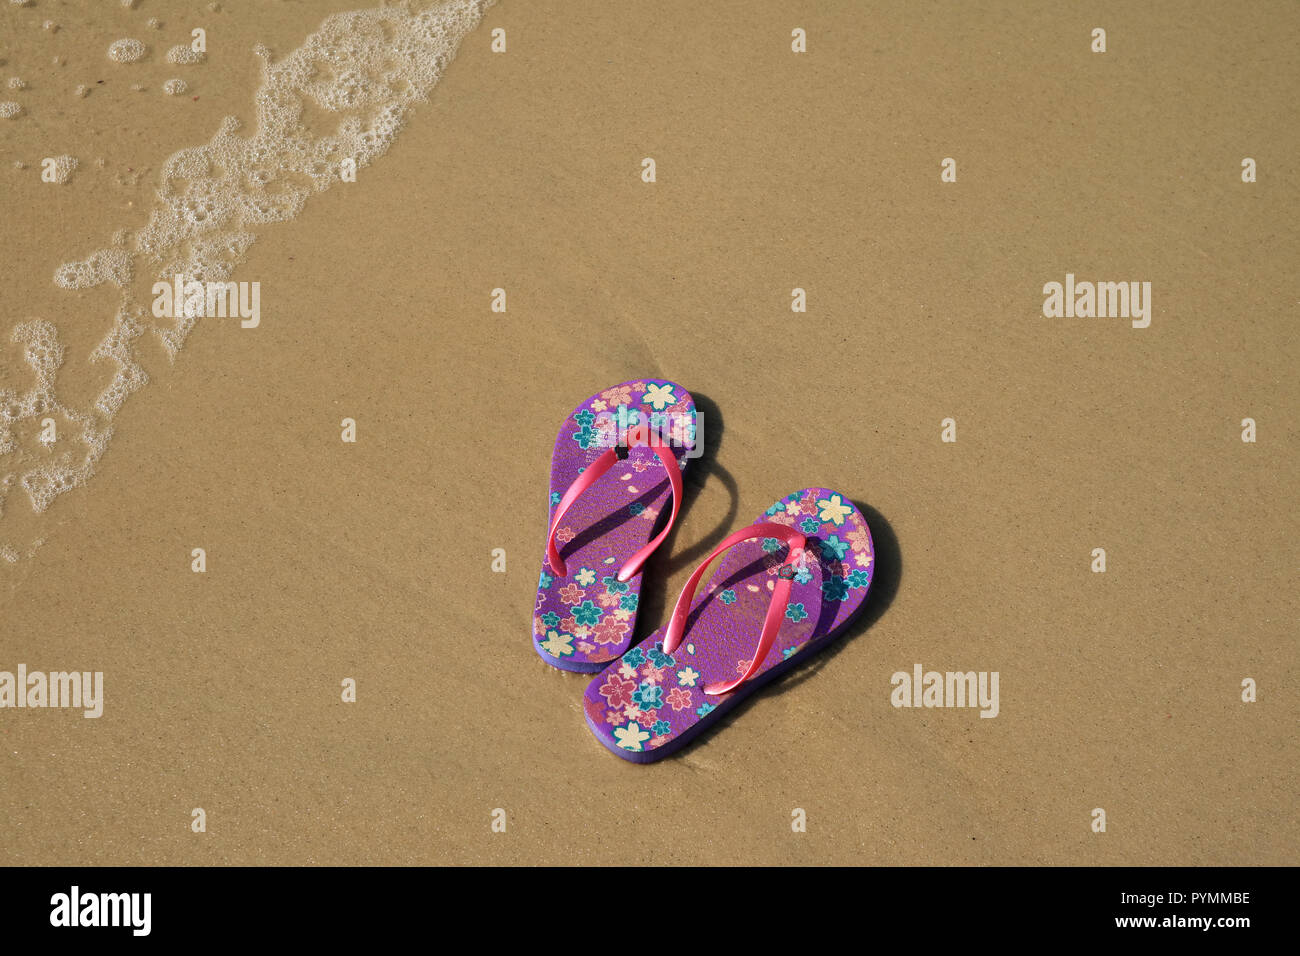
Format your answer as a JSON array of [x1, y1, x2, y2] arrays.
[[696, 703, 716, 717], [821, 576, 849, 602], [761, 537, 781, 553], [800, 517, 820, 534], [538, 570, 553, 589], [541, 611, 560, 628], [652, 720, 672, 736], [550, 491, 562, 506], [603, 575, 630, 594], [846, 569, 871, 590], [719, 589, 737, 605], [794, 566, 813, 585], [629, 501, 645, 516], [571, 425, 597, 449], [623, 647, 646, 669], [765, 502, 785, 516], [647, 645, 675, 669], [632, 682, 664, 710], [783, 646, 800, 660], [785, 602, 808, 623], [575, 409, 595, 427], [820, 535, 849, 561], [620, 593, 639, 612], [573, 601, 603, 627]]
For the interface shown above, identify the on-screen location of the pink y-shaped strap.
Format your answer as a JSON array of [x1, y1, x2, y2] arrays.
[[662, 522, 807, 695], [545, 439, 683, 582]]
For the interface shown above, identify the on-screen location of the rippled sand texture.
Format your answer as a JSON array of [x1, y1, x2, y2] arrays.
[[0, 0, 493, 560]]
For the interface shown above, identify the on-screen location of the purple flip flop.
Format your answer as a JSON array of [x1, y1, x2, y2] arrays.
[[582, 487, 873, 762], [533, 380, 696, 672]]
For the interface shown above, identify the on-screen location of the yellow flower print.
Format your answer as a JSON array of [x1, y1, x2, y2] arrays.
[[642, 383, 676, 411], [539, 628, 574, 658], [614, 721, 652, 751], [817, 494, 853, 527]]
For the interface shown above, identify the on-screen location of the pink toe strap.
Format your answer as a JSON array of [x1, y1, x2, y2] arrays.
[[662, 522, 807, 695], [546, 437, 683, 582]]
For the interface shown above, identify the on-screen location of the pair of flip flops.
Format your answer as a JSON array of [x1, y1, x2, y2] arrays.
[[533, 380, 874, 763]]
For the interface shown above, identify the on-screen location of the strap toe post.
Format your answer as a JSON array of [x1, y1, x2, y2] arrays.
[[545, 436, 683, 581]]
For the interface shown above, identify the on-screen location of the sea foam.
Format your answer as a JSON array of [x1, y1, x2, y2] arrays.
[[0, 0, 493, 545]]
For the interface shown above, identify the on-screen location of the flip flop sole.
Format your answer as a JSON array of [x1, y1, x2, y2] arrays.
[[533, 379, 695, 673], [582, 487, 873, 760]]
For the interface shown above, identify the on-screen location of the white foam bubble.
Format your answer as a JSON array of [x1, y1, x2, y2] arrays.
[[44, 154, 78, 183], [163, 78, 188, 95], [53, 246, 130, 288], [0, 101, 21, 119], [165, 45, 205, 65], [107, 38, 147, 63]]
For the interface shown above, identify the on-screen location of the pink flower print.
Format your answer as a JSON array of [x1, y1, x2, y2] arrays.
[[631, 458, 649, 472], [560, 615, 578, 632], [666, 687, 692, 711], [577, 641, 596, 655], [591, 617, 628, 647], [604, 708, 624, 725], [600, 385, 633, 406], [847, 528, 871, 553], [736, 658, 753, 675], [557, 583, 585, 605], [650, 735, 669, 748], [555, 527, 575, 545], [642, 664, 667, 685], [641, 506, 659, 522], [599, 673, 637, 709], [596, 591, 621, 608]]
